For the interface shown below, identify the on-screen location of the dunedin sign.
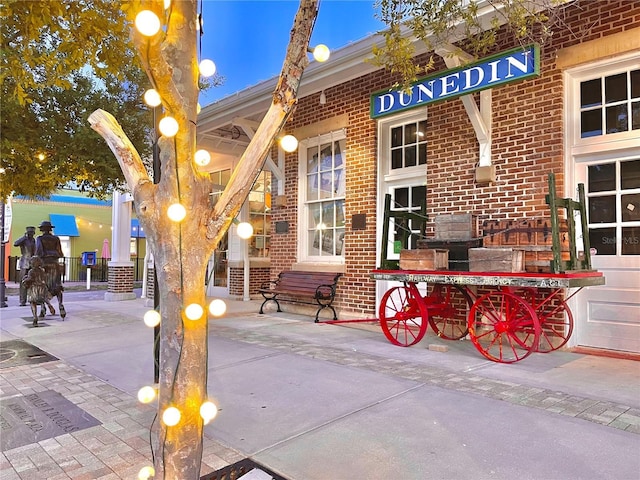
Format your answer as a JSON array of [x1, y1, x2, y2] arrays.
[[370, 44, 540, 119]]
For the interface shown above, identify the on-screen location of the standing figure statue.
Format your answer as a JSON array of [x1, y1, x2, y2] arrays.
[[21, 256, 49, 326], [35, 220, 66, 318], [13, 226, 36, 306]]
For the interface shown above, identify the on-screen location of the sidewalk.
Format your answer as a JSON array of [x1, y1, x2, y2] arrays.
[[1, 289, 639, 479]]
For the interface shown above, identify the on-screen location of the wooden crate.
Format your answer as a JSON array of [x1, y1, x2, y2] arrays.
[[399, 249, 448, 270], [468, 247, 525, 272], [434, 214, 478, 241]]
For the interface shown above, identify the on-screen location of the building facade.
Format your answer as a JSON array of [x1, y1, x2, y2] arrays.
[[198, 0, 640, 354]]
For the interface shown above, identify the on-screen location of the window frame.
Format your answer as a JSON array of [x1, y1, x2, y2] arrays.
[[297, 130, 347, 264]]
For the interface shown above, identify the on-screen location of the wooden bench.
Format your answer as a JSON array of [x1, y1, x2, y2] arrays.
[[258, 271, 342, 322]]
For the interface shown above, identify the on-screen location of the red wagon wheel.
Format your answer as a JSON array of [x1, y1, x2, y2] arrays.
[[379, 284, 428, 347], [427, 284, 472, 340], [519, 288, 574, 353], [468, 290, 539, 363]]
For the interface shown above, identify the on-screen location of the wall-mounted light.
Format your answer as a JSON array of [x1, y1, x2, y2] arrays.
[[319, 91, 326, 105]]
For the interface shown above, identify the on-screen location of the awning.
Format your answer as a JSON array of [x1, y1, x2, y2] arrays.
[[131, 218, 146, 238], [49, 214, 79, 237]]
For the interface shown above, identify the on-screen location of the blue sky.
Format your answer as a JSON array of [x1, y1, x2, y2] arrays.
[[198, 0, 385, 106]]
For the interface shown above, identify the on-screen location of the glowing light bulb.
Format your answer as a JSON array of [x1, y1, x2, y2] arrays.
[[158, 116, 179, 137], [138, 466, 155, 480], [280, 134, 298, 153], [199, 59, 216, 77], [209, 299, 227, 317], [137, 386, 157, 404], [312, 44, 330, 62], [135, 10, 161, 36], [162, 406, 181, 426], [164, 0, 171, 9], [200, 401, 218, 424], [185, 303, 204, 320], [167, 203, 186, 222], [237, 222, 253, 239], [143, 309, 161, 327], [144, 89, 162, 107], [194, 149, 211, 166]]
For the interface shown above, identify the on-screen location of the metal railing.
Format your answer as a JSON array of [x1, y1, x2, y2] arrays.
[[7, 257, 146, 283]]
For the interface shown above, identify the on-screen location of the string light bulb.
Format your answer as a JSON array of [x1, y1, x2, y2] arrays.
[[237, 221, 253, 239], [138, 466, 155, 480], [158, 116, 179, 137], [137, 386, 157, 404], [200, 401, 218, 424], [135, 10, 161, 36], [311, 44, 330, 62], [209, 299, 227, 317], [167, 203, 186, 222], [162, 406, 181, 426], [199, 59, 217, 77], [144, 89, 162, 107], [280, 134, 298, 153], [143, 310, 161, 327], [194, 149, 211, 166], [185, 303, 204, 320]]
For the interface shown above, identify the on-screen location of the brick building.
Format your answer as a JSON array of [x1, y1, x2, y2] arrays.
[[197, 0, 640, 354]]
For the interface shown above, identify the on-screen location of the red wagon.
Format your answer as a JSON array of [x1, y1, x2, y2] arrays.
[[370, 269, 605, 363]]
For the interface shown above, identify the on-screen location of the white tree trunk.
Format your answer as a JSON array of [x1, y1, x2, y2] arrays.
[[89, 1, 319, 478]]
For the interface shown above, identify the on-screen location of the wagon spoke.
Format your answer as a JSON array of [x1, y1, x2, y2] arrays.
[[427, 284, 472, 340], [379, 285, 428, 347], [468, 290, 539, 363]]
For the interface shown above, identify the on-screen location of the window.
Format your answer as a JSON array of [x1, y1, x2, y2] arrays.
[[391, 185, 427, 250], [299, 131, 346, 261], [248, 171, 271, 257], [580, 69, 640, 138], [587, 158, 640, 256], [390, 120, 427, 169]]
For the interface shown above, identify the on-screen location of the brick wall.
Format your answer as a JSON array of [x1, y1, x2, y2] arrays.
[[271, 0, 640, 315], [108, 265, 134, 293], [229, 266, 270, 298]]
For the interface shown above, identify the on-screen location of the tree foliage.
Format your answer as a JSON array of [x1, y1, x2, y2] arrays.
[[372, 0, 561, 87], [0, 0, 151, 199]]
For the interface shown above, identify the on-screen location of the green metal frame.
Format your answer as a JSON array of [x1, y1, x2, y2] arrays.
[[545, 173, 593, 273]]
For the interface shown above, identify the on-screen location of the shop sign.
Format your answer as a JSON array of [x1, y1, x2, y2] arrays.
[[370, 44, 540, 118]]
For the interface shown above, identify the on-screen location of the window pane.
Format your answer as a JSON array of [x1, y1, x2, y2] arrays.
[[336, 199, 345, 226], [588, 163, 616, 192], [589, 196, 616, 223], [334, 168, 345, 196], [418, 143, 427, 165], [309, 230, 320, 256], [589, 228, 616, 255], [621, 194, 640, 222], [323, 202, 335, 227], [405, 123, 417, 144], [320, 172, 332, 199], [391, 126, 403, 147], [334, 139, 345, 168], [320, 143, 332, 170], [632, 70, 640, 98], [606, 104, 628, 133], [418, 120, 427, 138], [580, 78, 601, 108], [323, 229, 334, 255], [412, 185, 426, 207], [633, 101, 640, 130], [581, 109, 602, 137], [622, 227, 640, 255], [621, 159, 640, 189], [391, 149, 402, 169], [307, 147, 318, 173], [405, 145, 417, 167], [605, 73, 627, 103], [395, 188, 408, 208], [307, 173, 318, 200], [336, 228, 345, 255], [309, 203, 320, 228]]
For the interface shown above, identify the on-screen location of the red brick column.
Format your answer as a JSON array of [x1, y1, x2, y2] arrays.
[[105, 261, 136, 301]]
